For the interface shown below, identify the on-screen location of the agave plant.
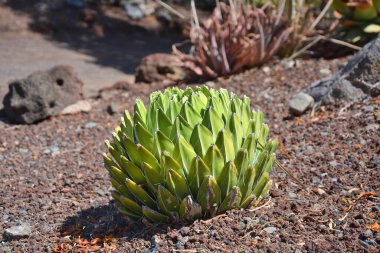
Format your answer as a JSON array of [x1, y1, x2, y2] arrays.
[[332, 0, 380, 43], [103, 86, 278, 223], [173, 1, 292, 79]]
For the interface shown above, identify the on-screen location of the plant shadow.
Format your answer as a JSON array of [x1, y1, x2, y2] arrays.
[[60, 201, 184, 242]]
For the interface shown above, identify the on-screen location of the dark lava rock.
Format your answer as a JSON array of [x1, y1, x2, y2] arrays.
[[359, 230, 373, 240], [2, 65, 83, 124], [293, 34, 380, 114], [4, 222, 32, 241]]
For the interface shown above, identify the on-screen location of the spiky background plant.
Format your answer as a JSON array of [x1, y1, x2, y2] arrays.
[[173, 1, 292, 79], [103, 86, 278, 223]]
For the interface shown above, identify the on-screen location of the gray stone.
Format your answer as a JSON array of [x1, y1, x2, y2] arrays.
[[107, 103, 118, 115], [2, 65, 83, 124], [85, 122, 97, 129], [263, 226, 277, 234], [123, 0, 155, 20], [135, 53, 191, 83], [329, 161, 338, 169], [304, 35, 380, 104], [61, 100, 91, 115], [365, 124, 379, 132], [289, 92, 314, 115], [4, 222, 32, 240], [360, 230, 373, 240]]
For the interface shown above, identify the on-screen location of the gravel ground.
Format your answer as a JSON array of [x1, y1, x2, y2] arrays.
[[0, 57, 379, 252]]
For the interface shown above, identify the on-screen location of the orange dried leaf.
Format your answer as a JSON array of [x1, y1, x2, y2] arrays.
[[91, 238, 102, 245], [366, 222, 380, 232], [356, 191, 377, 200]]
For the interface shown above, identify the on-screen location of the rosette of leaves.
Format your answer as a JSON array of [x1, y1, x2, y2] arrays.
[[103, 86, 278, 223], [173, 1, 292, 79], [332, 0, 380, 43]]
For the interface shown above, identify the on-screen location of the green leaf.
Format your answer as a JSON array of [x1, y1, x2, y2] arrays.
[[116, 203, 141, 220], [142, 162, 164, 192], [202, 106, 225, 139], [136, 144, 160, 173], [133, 110, 147, 130], [241, 100, 251, 136], [134, 98, 147, 122], [173, 135, 197, 175], [157, 107, 173, 137], [111, 178, 133, 199], [239, 194, 254, 209], [153, 130, 174, 159], [234, 149, 249, 180], [238, 166, 256, 204], [105, 140, 123, 166], [196, 175, 221, 214], [142, 206, 170, 223], [218, 186, 242, 214], [252, 172, 269, 198], [203, 145, 224, 179], [107, 165, 128, 185], [157, 185, 179, 215], [241, 134, 257, 165], [179, 195, 202, 221], [122, 110, 134, 139], [134, 122, 153, 151], [215, 129, 235, 162], [103, 153, 119, 170], [170, 115, 193, 142], [119, 156, 146, 184], [187, 156, 211, 197], [226, 113, 243, 151], [125, 179, 156, 209], [121, 134, 141, 167], [168, 99, 182, 122], [167, 169, 190, 199], [160, 151, 184, 178], [180, 101, 202, 127], [190, 123, 214, 157], [217, 161, 238, 200], [118, 195, 143, 215]]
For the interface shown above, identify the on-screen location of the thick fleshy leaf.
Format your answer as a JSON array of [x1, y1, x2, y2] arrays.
[[234, 149, 249, 179], [238, 166, 256, 203], [187, 156, 211, 196], [103, 153, 119, 170], [239, 194, 254, 209], [111, 178, 133, 199], [133, 110, 147, 130], [105, 140, 123, 166], [125, 179, 155, 209], [173, 135, 197, 175], [167, 169, 190, 199], [241, 134, 257, 165], [215, 129, 235, 162], [107, 165, 128, 185], [160, 151, 184, 177], [168, 99, 182, 122], [117, 204, 141, 220], [227, 113, 243, 151], [252, 172, 269, 198], [157, 107, 173, 137], [180, 101, 202, 127], [134, 122, 153, 151], [121, 135, 141, 167], [218, 186, 242, 214], [142, 206, 170, 223], [190, 123, 214, 157], [142, 162, 164, 192], [134, 98, 147, 122], [157, 185, 179, 215], [217, 161, 238, 199], [202, 106, 225, 139], [170, 115, 193, 142], [203, 145, 224, 179], [196, 175, 221, 214], [118, 195, 143, 215], [136, 144, 160, 172], [179, 195, 202, 221], [119, 156, 146, 184], [153, 130, 174, 159], [122, 110, 134, 139]]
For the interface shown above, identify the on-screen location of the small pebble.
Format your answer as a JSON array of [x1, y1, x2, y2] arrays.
[[4, 222, 32, 240], [107, 104, 118, 115], [319, 68, 332, 75], [359, 230, 373, 240], [85, 122, 97, 129], [263, 226, 277, 234]]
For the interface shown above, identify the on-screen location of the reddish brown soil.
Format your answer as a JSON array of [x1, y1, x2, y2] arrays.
[[0, 58, 379, 252]]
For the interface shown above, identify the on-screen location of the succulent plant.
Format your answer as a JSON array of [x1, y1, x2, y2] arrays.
[[103, 86, 278, 223], [332, 0, 380, 44], [173, 1, 292, 78]]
